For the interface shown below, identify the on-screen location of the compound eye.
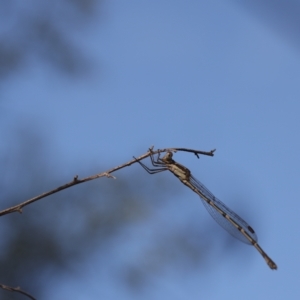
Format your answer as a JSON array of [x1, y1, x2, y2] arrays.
[[167, 152, 173, 159]]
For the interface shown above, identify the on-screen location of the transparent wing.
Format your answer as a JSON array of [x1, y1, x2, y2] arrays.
[[189, 175, 258, 244]]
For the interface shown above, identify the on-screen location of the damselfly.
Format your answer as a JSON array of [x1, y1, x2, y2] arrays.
[[135, 151, 277, 270]]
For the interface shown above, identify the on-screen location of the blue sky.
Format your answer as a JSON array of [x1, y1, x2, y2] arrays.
[[1, 1, 300, 299]]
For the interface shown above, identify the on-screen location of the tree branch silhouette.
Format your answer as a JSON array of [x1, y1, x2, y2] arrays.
[[0, 147, 215, 218]]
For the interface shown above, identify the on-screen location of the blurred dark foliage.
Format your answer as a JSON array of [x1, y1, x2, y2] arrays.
[[232, 0, 300, 51], [0, 0, 99, 79], [0, 129, 149, 299]]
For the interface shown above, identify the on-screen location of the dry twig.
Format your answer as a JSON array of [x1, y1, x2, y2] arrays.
[[0, 284, 36, 300], [0, 147, 215, 217]]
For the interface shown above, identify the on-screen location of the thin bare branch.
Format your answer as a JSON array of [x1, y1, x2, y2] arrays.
[[0, 147, 215, 217], [172, 147, 216, 158], [0, 284, 36, 300]]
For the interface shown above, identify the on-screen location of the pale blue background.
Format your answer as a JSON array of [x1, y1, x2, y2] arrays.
[[1, 1, 299, 299]]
